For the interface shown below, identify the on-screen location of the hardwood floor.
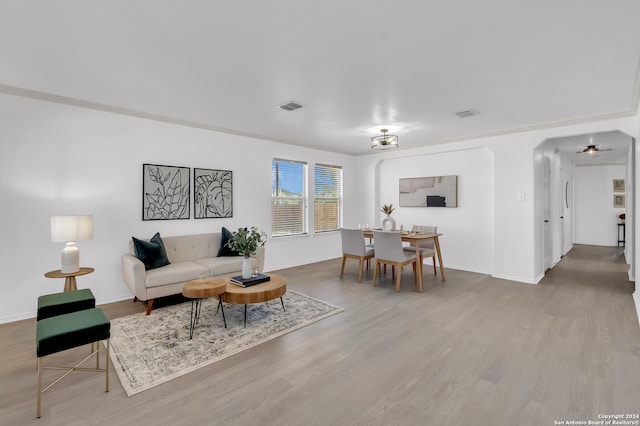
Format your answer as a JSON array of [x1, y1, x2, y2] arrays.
[[2, 245, 639, 425]]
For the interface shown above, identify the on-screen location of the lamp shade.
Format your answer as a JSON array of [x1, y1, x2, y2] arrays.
[[51, 215, 94, 242], [51, 215, 94, 273]]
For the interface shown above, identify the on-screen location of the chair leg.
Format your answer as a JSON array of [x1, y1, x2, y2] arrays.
[[373, 261, 379, 286], [105, 339, 110, 392], [358, 258, 364, 283], [433, 258, 437, 275], [395, 264, 402, 292], [340, 255, 347, 278], [37, 339, 109, 419], [37, 358, 42, 418]]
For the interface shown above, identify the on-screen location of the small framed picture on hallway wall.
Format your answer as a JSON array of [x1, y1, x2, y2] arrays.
[[613, 179, 625, 193], [614, 194, 625, 208]]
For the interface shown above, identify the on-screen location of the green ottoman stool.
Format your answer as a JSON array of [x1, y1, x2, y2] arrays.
[[37, 289, 95, 321], [36, 308, 110, 418]]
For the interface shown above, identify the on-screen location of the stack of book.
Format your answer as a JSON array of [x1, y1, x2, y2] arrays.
[[229, 273, 271, 287]]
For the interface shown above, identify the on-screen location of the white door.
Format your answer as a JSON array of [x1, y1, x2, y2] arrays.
[[543, 156, 552, 270]]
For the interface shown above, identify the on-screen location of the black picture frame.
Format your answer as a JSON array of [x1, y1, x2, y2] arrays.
[[194, 168, 233, 219], [142, 164, 190, 221]]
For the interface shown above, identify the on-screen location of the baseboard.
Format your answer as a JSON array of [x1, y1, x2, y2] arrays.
[[435, 262, 492, 276], [491, 273, 541, 285], [0, 293, 134, 325], [96, 294, 134, 306], [0, 312, 34, 325], [634, 291, 640, 328]]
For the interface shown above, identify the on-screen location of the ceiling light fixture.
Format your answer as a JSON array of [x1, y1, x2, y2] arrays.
[[278, 101, 303, 111], [371, 129, 398, 150], [578, 144, 612, 154]]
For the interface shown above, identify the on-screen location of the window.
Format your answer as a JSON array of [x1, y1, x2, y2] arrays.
[[314, 164, 342, 233], [272, 159, 307, 236]]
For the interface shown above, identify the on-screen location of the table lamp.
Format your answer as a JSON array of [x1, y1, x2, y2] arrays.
[[50, 215, 94, 273]]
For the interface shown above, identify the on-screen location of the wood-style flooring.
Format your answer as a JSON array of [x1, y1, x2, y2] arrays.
[[1, 244, 639, 425]]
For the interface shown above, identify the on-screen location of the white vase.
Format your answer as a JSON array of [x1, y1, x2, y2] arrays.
[[242, 256, 252, 279], [382, 214, 396, 231]]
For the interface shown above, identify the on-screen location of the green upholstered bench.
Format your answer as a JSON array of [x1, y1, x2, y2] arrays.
[[37, 289, 95, 321], [36, 308, 110, 418]]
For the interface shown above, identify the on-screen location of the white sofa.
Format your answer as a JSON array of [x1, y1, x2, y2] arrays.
[[121, 232, 265, 315]]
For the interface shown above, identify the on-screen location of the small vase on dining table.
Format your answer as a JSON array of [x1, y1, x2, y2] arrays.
[[382, 214, 396, 231]]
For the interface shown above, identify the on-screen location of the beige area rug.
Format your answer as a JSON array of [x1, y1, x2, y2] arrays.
[[107, 291, 343, 396]]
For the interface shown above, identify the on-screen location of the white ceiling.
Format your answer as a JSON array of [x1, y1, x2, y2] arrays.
[[1, 1, 639, 156]]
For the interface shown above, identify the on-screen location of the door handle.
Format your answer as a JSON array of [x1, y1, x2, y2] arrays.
[[544, 220, 549, 223]]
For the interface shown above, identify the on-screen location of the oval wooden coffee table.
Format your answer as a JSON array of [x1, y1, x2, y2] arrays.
[[182, 278, 227, 339], [220, 274, 287, 327]]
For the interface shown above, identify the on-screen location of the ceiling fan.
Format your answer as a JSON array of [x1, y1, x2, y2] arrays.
[[577, 144, 613, 154]]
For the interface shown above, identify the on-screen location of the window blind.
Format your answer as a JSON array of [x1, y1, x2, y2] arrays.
[[272, 159, 307, 236], [314, 163, 342, 233]]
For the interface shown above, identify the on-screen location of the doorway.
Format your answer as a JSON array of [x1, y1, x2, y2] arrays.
[[535, 131, 633, 278]]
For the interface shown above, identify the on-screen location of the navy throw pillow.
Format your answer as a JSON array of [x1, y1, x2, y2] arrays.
[[217, 227, 241, 257], [132, 232, 171, 270]]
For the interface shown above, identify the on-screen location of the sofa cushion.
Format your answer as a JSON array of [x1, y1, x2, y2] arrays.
[[217, 227, 241, 257], [144, 261, 208, 288], [132, 232, 170, 271], [196, 256, 247, 276]]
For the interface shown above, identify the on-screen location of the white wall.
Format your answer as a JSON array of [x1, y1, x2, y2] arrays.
[[633, 107, 640, 324], [2, 90, 638, 324], [374, 148, 494, 274], [0, 93, 356, 323], [574, 164, 626, 246], [355, 117, 637, 285]]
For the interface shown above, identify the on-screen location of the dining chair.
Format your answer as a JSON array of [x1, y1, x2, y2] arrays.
[[372, 231, 417, 292], [340, 228, 375, 283], [404, 225, 438, 276]]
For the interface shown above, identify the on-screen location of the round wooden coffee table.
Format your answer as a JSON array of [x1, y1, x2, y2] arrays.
[[182, 278, 227, 339], [221, 274, 287, 327]]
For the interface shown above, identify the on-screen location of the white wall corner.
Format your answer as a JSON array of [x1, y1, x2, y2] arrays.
[[634, 291, 640, 328]]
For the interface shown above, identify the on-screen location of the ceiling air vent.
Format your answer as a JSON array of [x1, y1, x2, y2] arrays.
[[455, 109, 478, 118], [279, 101, 304, 111]]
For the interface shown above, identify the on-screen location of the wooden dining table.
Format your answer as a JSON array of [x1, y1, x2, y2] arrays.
[[363, 230, 446, 292]]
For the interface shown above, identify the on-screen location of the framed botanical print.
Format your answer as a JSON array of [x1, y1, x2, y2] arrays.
[[194, 168, 233, 218], [614, 194, 625, 208], [142, 164, 190, 220]]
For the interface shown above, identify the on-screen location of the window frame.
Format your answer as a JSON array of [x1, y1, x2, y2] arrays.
[[313, 163, 343, 234], [271, 158, 308, 237]]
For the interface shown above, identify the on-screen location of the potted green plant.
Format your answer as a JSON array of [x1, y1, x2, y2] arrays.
[[227, 227, 267, 278]]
